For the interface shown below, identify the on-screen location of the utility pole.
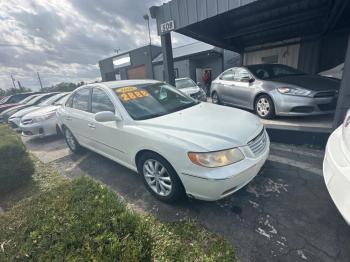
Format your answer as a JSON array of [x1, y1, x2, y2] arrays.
[[37, 71, 43, 91], [17, 80, 23, 91], [10, 74, 17, 94]]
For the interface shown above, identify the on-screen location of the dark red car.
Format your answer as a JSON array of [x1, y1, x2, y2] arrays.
[[0, 92, 41, 113]]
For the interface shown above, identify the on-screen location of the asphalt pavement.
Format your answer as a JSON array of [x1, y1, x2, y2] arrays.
[[23, 136, 350, 262]]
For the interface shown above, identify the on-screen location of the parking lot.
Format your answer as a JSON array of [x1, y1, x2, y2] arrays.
[[24, 136, 350, 262]]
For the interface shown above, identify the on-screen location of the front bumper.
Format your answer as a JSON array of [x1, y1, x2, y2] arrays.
[[8, 117, 21, 130], [323, 127, 350, 225], [19, 119, 58, 138], [180, 131, 270, 201], [274, 92, 337, 116]]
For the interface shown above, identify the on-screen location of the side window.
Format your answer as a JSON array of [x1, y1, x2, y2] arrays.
[[235, 68, 251, 81], [72, 88, 90, 112], [220, 69, 234, 81], [91, 88, 115, 113]]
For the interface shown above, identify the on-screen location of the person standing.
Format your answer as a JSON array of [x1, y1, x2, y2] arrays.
[[202, 70, 212, 96]]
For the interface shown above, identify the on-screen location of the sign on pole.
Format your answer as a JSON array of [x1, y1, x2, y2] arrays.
[[160, 20, 175, 34]]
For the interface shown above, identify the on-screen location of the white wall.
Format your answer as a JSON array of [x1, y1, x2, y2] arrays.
[[244, 44, 300, 68]]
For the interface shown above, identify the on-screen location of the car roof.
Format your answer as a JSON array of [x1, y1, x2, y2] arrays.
[[99, 80, 162, 89]]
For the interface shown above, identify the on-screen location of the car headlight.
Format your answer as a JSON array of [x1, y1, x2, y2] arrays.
[[32, 112, 56, 123], [188, 148, 245, 168], [277, 87, 312, 97]]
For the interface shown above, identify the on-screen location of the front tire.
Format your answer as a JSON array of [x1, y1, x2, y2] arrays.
[[211, 91, 222, 105], [255, 95, 275, 119], [64, 128, 82, 153], [137, 152, 185, 203]]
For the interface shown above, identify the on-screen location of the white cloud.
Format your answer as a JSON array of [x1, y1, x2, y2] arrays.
[[0, 0, 196, 91]]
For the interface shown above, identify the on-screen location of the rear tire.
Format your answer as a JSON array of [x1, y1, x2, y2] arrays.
[[64, 128, 83, 153], [137, 152, 185, 203], [255, 94, 275, 119]]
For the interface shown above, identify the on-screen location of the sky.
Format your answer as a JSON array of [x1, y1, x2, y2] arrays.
[[0, 0, 196, 91]]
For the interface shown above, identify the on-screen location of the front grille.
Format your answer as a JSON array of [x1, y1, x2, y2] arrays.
[[190, 91, 201, 99], [248, 129, 267, 157], [318, 102, 336, 111], [314, 91, 336, 98]]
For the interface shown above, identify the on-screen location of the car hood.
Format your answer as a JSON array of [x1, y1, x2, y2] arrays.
[[179, 86, 201, 95], [271, 75, 340, 91], [22, 105, 59, 120], [10, 106, 40, 119], [137, 102, 262, 151], [1, 105, 28, 116]]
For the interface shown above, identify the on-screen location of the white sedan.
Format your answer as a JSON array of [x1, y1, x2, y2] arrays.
[[57, 80, 270, 202], [323, 109, 350, 225], [20, 93, 70, 138]]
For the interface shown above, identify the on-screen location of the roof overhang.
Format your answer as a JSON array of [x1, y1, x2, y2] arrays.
[[151, 0, 350, 52]]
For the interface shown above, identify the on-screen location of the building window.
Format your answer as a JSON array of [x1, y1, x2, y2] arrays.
[[113, 54, 131, 68]]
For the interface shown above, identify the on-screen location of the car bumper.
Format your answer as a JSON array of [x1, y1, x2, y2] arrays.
[[19, 119, 58, 138], [323, 126, 350, 225], [8, 117, 21, 130], [180, 132, 270, 201], [274, 93, 337, 116]]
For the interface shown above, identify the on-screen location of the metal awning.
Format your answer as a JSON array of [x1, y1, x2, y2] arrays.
[[151, 0, 350, 52]]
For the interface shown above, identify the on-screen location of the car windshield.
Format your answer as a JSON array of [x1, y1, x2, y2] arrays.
[[39, 93, 65, 106], [27, 94, 54, 106], [114, 83, 199, 120], [175, 78, 196, 89], [20, 95, 38, 104], [53, 94, 69, 105], [247, 64, 306, 80]]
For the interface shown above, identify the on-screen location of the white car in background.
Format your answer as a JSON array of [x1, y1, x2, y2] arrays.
[[323, 109, 350, 225], [20, 93, 70, 138], [8, 93, 66, 129], [57, 80, 269, 203], [175, 77, 207, 102]]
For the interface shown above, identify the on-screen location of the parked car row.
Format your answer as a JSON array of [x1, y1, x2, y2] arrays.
[[1, 66, 348, 225], [0, 92, 70, 137]]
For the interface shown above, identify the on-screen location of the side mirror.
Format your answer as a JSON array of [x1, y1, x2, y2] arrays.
[[197, 82, 201, 86], [241, 76, 254, 83], [95, 111, 121, 122]]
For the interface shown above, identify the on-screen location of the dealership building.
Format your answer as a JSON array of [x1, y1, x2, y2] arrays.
[[149, 0, 350, 128], [99, 42, 240, 86]]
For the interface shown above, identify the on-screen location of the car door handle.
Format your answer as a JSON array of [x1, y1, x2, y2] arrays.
[[66, 116, 72, 121], [88, 123, 95, 129]]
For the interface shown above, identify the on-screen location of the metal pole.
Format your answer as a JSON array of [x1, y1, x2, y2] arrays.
[[144, 14, 154, 79], [37, 72, 44, 91], [161, 32, 175, 86], [10, 74, 17, 94]]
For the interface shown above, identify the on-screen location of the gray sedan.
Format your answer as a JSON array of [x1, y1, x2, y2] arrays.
[[210, 64, 340, 119]]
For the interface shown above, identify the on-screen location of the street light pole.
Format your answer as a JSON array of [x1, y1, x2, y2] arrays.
[[143, 14, 154, 79]]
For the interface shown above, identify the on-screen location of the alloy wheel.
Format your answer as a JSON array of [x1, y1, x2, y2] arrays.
[[257, 98, 270, 117], [212, 93, 219, 104], [65, 129, 76, 151], [143, 159, 172, 197]]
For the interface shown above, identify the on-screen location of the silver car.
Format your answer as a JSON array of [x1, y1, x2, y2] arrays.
[[210, 64, 340, 119], [175, 77, 207, 102]]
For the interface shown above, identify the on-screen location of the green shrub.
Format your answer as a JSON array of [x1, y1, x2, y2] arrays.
[[0, 125, 34, 193], [0, 176, 236, 261]]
